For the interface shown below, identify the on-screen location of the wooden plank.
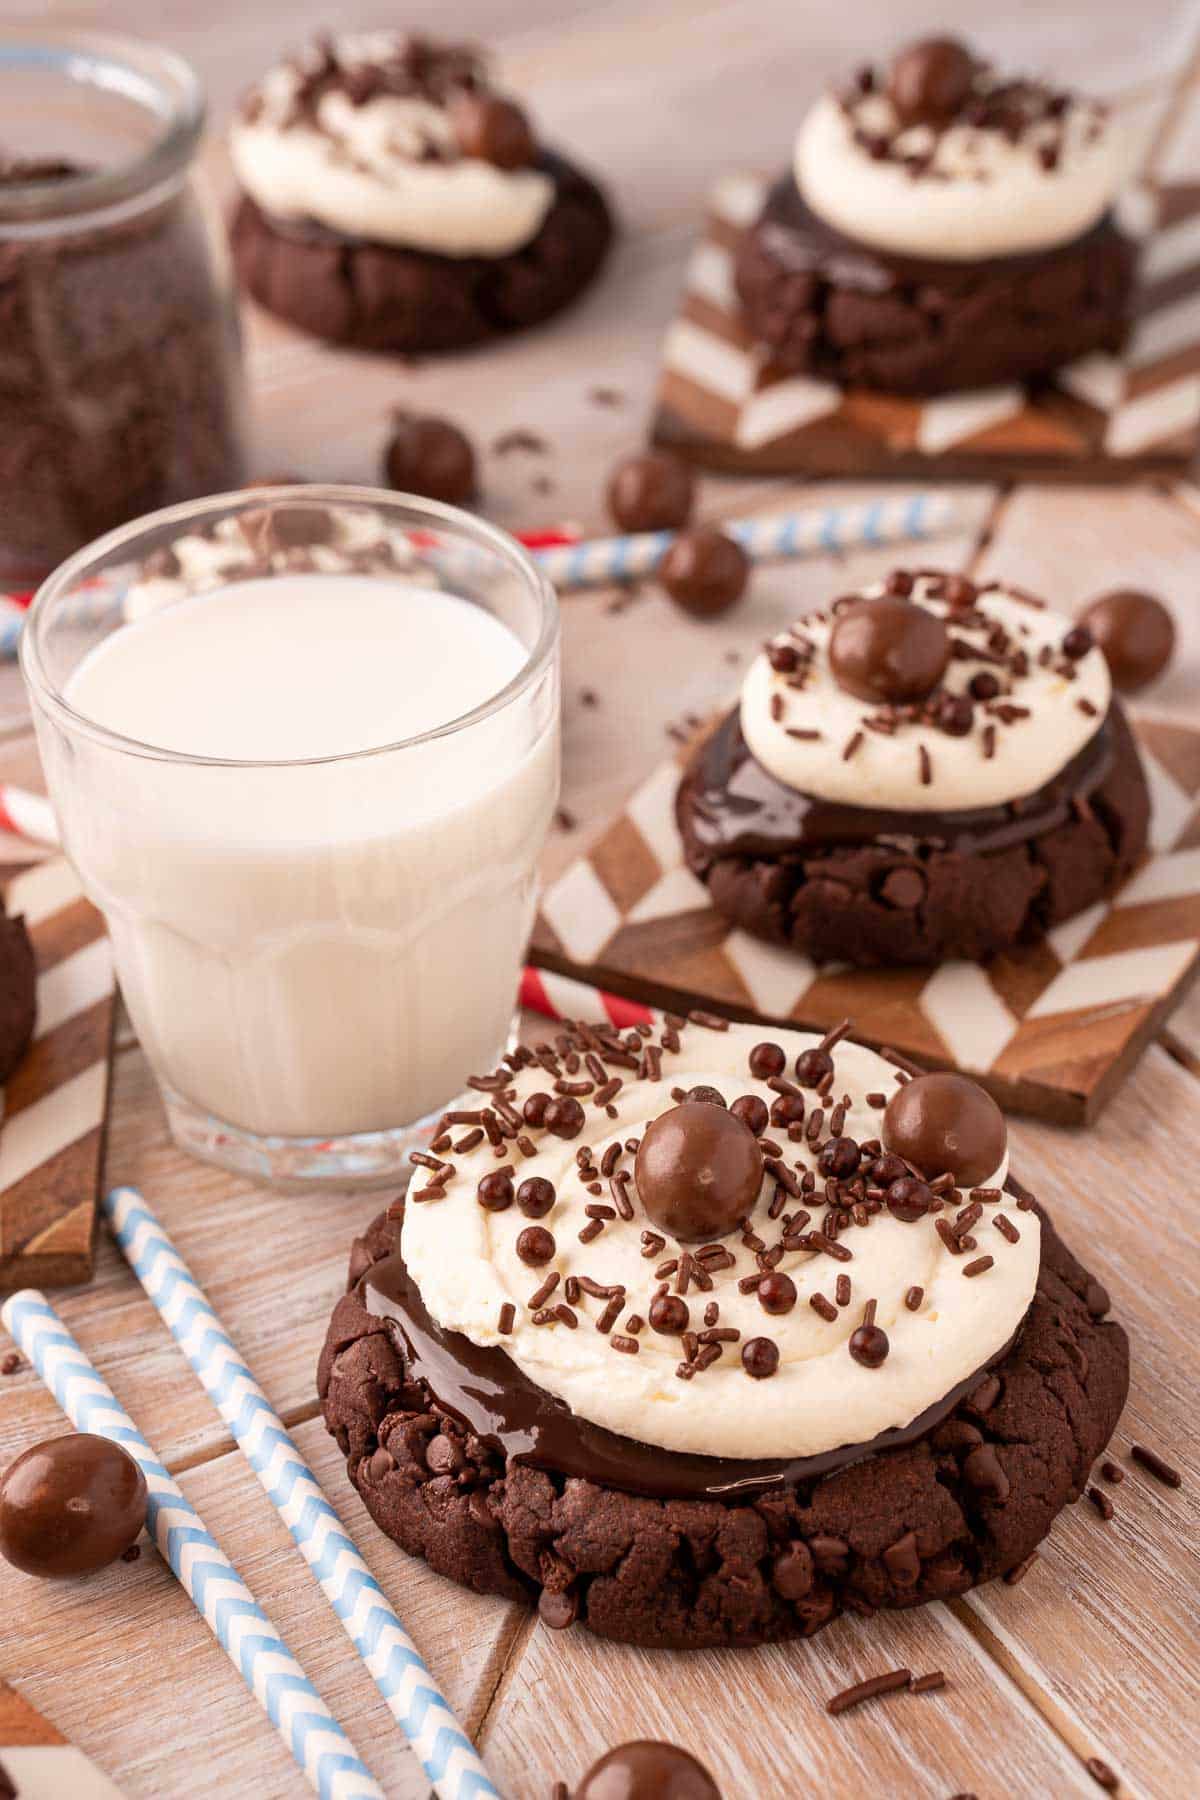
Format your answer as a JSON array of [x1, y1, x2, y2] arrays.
[[958, 1043, 1200, 1800], [0, 1045, 381, 1473], [480, 1593, 1101, 1798], [3, 1418, 519, 1800]]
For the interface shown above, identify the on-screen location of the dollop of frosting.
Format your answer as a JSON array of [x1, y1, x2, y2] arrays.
[[402, 1018, 1037, 1461], [230, 33, 554, 257], [795, 50, 1134, 260], [120, 500, 437, 624], [740, 572, 1111, 812]]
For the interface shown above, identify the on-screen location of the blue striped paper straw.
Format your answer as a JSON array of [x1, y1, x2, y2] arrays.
[[104, 1187, 502, 1800], [530, 488, 964, 590], [0, 1289, 384, 1800]]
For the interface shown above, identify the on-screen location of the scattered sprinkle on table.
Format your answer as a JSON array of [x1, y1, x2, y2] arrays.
[[1130, 1443, 1182, 1488], [827, 1667, 912, 1715]]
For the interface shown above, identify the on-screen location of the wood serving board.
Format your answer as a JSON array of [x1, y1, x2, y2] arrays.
[[531, 713, 1200, 1124], [0, 858, 116, 1291], [651, 174, 1200, 481]]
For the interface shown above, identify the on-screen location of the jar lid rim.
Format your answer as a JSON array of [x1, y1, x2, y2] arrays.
[[0, 30, 204, 223]]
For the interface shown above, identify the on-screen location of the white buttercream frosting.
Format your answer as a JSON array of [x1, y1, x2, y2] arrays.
[[230, 34, 554, 257], [740, 576, 1111, 813], [796, 81, 1133, 260], [402, 1020, 1038, 1462]]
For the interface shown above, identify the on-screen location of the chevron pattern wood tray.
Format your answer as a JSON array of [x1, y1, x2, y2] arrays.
[[0, 858, 115, 1290], [531, 715, 1200, 1124], [652, 174, 1200, 480]]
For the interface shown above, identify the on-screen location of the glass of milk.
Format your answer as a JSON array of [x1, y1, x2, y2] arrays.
[[22, 486, 560, 1189]]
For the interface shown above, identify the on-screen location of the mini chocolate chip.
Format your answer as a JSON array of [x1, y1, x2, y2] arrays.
[[963, 1442, 1011, 1502], [537, 1585, 578, 1630], [477, 1171, 514, 1211], [425, 1434, 465, 1475], [795, 1047, 834, 1088], [516, 1226, 556, 1266], [773, 1541, 814, 1599], [758, 1272, 797, 1316], [731, 1093, 770, 1137], [742, 1336, 780, 1379], [749, 1042, 786, 1079], [880, 866, 926, 909], [516, 1176, 555, 1218], [849, 1323, 889, 1368], [648, 1293, 690, 1335], [818, 1136, 861, 1179]]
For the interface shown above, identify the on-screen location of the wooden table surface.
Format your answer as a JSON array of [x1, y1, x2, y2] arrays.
[[3, 4, 1199, 1796]]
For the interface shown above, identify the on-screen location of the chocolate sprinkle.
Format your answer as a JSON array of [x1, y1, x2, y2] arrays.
[[827, 1667, 912, 1716], [1130, 1443, 1182, 1488]]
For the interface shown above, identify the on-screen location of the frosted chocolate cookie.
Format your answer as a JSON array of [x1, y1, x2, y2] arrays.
[[676, 569, 1150, 966], [319, 1017, 1128, 1648], [229, 33, 613, 351], [735, 38, 1137, 393]]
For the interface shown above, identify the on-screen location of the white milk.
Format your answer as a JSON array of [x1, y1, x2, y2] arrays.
[[54, 575, 558, 1138]]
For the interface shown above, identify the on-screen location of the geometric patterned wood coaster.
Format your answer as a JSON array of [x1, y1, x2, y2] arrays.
[[0, 858, 116, 1291], [0, 1679, 126, 1797], [652, 175, 1200, 481], [531, 717, 1200, 1125]]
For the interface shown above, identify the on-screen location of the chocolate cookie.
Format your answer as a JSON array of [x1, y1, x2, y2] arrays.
[[231, 152, 613, 353], [734, 179, 1135, 395], [319, 1191, 1126, 1649], [676, 702, 1149, 967], [0, 904, 36, 1084]]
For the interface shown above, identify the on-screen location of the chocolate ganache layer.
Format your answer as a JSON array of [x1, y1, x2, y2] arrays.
[[360, 1199, 1025, 1503], [682, 703, 1121, 862], [677, 700, 1149, 965]]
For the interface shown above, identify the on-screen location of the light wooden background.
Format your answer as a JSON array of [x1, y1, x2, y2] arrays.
[[3, 4, 1200, 1797]]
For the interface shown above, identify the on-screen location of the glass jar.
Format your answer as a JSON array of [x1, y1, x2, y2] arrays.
[[0, 29, 246, 581]]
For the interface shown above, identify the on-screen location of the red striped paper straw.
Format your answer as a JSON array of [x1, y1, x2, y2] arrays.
[[519, 964, 653, 1029], [0, 784, 58, 847]]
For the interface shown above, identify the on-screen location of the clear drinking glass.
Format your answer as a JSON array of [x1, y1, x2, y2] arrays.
[[22, 486, 560, 1190], [0, 29, 246, 580]]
